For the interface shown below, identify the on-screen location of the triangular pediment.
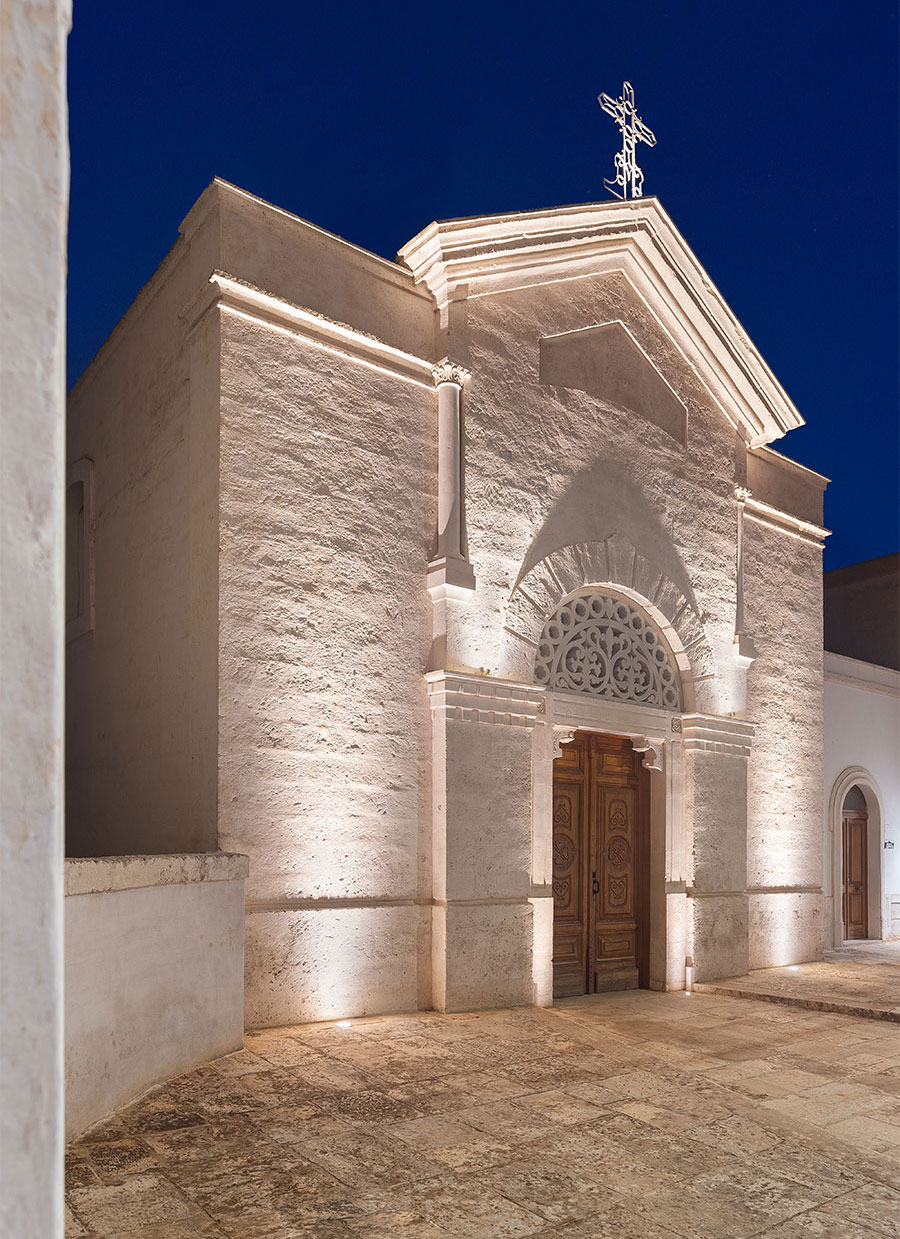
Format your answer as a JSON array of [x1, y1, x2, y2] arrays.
[[399, 198, 803, 447]]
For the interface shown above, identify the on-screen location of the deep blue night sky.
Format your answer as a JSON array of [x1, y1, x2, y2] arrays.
[[67, 1, 898, 570]]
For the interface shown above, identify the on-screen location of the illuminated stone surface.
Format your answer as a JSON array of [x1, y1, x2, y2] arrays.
[[696, 939, 900, 1021], [65, 990, 900, 1237], [66, 183, 833, 1027]]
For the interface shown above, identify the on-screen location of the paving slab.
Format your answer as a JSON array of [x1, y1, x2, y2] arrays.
[[694, 940, 900, 1022], [66, 990, 900, 1238]]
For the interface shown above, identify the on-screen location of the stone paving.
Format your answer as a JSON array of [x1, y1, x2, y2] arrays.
[[66, 990, 900, 1239], [696, 940, 900, 1021]]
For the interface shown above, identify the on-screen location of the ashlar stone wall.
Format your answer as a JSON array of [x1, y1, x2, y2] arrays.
[[67, 186, 829, 1024], [216, 315, 436, 1026]]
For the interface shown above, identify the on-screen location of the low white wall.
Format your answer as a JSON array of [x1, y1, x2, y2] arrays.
[[65, 852, 248, 1140], [824, 653, 900, 943]]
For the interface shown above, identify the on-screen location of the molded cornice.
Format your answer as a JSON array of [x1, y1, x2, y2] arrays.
[[399, 197, 803, 447], [743, 494, 831, 546], [182, 271, 435, 389]]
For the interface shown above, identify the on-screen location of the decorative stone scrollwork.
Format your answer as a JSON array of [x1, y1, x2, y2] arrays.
[[535, 591, 682, 710], [551, 727, 578, 759], [633, 735, 665, 773]]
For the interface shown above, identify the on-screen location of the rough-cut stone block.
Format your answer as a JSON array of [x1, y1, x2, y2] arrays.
[[748, 892, 824, 971], [688, 750, 748, 894], [439, 902, 534, 1012], [692, 895, 749, 982], [244, 905, 420, 1028], [444, 721, 532, 901]]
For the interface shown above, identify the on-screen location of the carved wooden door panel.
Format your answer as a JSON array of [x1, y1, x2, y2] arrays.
[[842, 811, 868, 940], [592, 785, 639, 991], [552, 732, 649, 997], [551, 740, 589, 997]]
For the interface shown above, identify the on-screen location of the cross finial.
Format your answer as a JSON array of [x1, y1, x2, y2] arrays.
[[598, 81, 656, 200]]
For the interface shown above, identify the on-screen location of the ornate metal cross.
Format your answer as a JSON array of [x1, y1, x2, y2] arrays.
[[598, 81, 656, 200]]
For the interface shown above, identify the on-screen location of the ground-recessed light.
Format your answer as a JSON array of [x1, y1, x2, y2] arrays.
[[336, 1019, 352, 1028]]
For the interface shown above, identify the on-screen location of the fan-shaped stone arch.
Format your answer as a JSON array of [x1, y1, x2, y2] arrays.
[[501, 533, 717, 713]]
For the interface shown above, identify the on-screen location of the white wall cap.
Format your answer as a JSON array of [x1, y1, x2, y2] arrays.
[[183, 271, 435, 388], [65, 852, 250, 897], [824, 651, 900, 695]]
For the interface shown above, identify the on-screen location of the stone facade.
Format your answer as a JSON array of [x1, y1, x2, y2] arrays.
[[67, 181, 830, 1026]]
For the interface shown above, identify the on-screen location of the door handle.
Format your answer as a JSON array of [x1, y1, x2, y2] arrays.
[[592, 871, 600, 894]]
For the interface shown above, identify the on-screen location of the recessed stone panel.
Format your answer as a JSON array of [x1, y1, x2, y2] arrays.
[[540, 320, 687, 446]]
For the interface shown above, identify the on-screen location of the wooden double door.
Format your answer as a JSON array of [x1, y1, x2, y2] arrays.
[[842, 809, 868, 940], [552, 731, 649, 997]]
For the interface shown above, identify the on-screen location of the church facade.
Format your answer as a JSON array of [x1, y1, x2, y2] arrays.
[[66, 180, 829, 1027]]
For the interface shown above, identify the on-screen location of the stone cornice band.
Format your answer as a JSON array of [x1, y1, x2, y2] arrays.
[[425, 671, 755, 754]]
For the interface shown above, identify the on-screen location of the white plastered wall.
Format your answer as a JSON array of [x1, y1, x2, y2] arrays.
[[64, 854, 248, 1140], [0, 0, 70, 1233], [824, 654, 900, 944]]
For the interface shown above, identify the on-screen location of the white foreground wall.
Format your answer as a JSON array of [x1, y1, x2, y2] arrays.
[[65, 853, 248, 1140], [0, 0, 71, 1233], [824, 653, 900, 944]]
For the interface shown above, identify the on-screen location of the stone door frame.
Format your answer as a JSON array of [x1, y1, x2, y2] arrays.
[[532, 689, 688, 1000], [426, 670, 755, 1011]]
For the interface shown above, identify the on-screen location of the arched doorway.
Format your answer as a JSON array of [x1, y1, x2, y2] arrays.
[[828, 768, 885, 946], [842, 785, 869, 939]]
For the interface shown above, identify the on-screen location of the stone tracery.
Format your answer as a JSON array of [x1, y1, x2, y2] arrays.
[[534, 591, 682, 710]]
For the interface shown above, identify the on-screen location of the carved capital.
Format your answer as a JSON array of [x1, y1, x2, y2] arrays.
[[733, 485, 752, 504], [432, 357, 471, 388], [632, 735, 665, 773], [551, 727, 577, 760]]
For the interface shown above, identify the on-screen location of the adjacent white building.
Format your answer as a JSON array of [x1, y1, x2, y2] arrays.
[[823, 555, 900, 944]]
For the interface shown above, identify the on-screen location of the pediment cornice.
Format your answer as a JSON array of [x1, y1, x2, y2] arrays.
[[398, 197, 803, 447]]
